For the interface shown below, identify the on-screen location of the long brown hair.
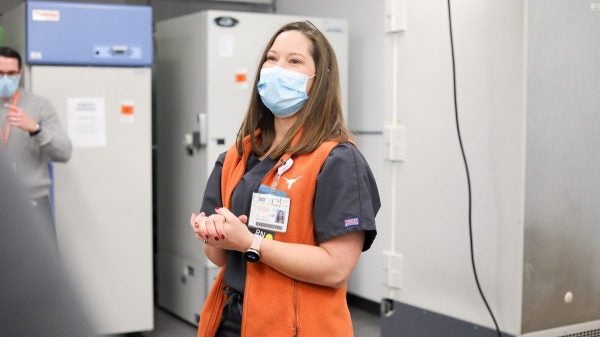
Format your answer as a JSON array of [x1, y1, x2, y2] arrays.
[[235, 21, 350, 158]]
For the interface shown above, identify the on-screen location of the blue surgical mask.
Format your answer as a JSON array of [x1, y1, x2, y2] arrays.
[[257, 66, 314, 118], [0, 74, 21, 98]]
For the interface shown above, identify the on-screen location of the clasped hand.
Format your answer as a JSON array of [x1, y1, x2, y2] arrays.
[[189, 207, 253, 252]]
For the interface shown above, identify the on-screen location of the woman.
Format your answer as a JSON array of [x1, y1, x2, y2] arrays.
[[190, 21, 380, 337]]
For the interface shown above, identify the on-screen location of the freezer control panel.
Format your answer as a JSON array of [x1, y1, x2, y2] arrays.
[[27, 1, 152, 66]]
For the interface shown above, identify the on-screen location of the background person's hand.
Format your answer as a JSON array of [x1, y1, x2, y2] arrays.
[[4, 103, 38, 133]]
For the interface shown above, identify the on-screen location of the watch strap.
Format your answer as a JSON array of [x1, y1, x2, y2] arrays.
[[249, 233, 263, 252], [244, 233, 263, 263]]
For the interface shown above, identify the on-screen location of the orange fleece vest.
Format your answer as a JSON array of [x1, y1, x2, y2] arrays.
[[197, 135, 353, 337]]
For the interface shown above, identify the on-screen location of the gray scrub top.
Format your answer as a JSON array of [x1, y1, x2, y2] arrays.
[[200, 143, 380, 294]]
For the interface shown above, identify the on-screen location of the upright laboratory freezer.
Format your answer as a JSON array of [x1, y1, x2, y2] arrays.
[[155, 10, 348, 325], [2, 1, 153, 334]]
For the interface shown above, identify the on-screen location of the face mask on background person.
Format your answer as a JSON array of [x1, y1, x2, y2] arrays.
[[0, 74, 21, 99], [257, 66, 315, 118]]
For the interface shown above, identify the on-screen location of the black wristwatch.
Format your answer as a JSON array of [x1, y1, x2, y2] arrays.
[[243, 233, 264, 263], [29, 123, 41, 136]]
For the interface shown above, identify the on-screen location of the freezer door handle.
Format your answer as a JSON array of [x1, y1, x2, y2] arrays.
[[197, 113, 208, 146]]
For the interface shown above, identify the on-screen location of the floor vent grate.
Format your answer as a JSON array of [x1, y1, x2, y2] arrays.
[[559, 329, 600, 337]]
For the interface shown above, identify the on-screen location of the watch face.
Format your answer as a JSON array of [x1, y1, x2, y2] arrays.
[[244, 249, 260, 263]]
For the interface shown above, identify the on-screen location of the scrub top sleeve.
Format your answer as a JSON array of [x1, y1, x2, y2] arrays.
[[313, 143, 380, 251], [200, 152, 226, 214]]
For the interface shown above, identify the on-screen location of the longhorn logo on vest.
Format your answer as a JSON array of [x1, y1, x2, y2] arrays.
[[283, 176, 302, 189]]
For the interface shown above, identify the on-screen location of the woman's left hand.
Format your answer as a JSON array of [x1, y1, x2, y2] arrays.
[[209, 207, 253, 252], [192, 208, 253, 252]]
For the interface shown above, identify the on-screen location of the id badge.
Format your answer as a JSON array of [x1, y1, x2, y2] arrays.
[[248, 185, 290, 233]]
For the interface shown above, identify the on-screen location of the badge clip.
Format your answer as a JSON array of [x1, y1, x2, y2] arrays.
[[271, 157, 294, 188]]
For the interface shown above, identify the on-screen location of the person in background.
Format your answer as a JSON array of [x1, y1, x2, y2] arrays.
[[190, 21, 380, 337], [0, 153, 94, 337], [0, 46, 72, 245]]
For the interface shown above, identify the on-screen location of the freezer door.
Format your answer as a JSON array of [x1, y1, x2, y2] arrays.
[[30, 66, 153, 335]]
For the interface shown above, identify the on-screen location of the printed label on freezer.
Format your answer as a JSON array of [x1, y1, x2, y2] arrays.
[[32, 9, 60, 22]]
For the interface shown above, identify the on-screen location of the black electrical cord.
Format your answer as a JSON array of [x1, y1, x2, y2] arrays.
[[446, 1, 502, 337]]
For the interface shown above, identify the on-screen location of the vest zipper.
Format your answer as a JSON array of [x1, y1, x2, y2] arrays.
[[293, 280, 299, 336], [204, 284, 225, 336]]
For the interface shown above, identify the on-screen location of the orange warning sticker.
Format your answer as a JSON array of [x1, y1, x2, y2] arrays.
[[121, 104, 134, 115], [235, 72, 247, 83]]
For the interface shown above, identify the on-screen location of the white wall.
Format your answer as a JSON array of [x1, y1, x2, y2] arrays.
[[278, 0, 526, 334], [392, 1, 525, 333]]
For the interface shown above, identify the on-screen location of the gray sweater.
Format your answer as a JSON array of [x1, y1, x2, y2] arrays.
[[1, 89, 72, 199]]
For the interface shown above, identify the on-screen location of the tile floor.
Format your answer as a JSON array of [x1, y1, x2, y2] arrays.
[[129, 304, 381, 337]]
